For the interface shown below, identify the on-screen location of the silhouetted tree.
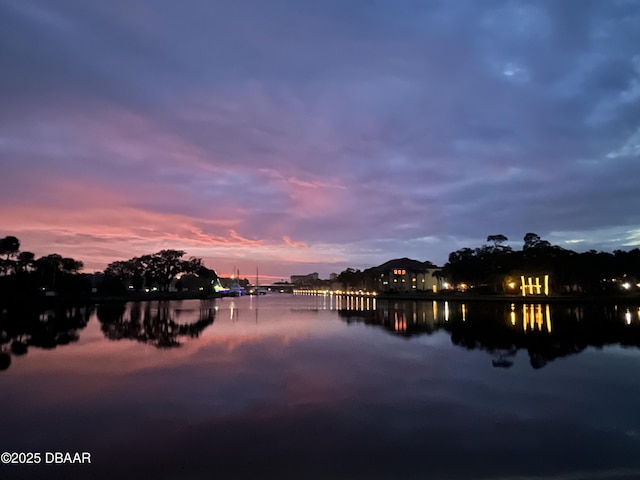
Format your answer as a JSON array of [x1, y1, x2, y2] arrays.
[[337, 268, 365, 290], [103, 250, 204, 292], [61, 257, 84, 274], [32, 253, 87, 296], [16, 251, 35, 274], [487, 234, 508, 249], [0, 236, 20, 259], [0, 236, 20, 275]]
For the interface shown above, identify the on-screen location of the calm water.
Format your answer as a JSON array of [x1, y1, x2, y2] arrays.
[[2, 295, 640, 480]]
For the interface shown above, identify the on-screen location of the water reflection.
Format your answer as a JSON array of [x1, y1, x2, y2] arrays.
[[290, 294, 377, 312], [3, 296, 640, 479], [96, 301, 216, 348], [0, 305, 92, 371], [334, 297, 640, 369]]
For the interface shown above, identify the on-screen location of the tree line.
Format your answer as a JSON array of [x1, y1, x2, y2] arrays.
[[441, 233, 640, 294], [0, 235, 218, 302], [332, 232, 640, 294], [1, 235, 88, 302], [3, 232, 640, 301], [100, 250, 218, 295]]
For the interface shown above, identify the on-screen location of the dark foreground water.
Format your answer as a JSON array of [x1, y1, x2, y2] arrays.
[[2, 295, 640, 480]]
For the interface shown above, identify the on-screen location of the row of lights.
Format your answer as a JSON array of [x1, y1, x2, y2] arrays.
[[293, 289, 378, 296]]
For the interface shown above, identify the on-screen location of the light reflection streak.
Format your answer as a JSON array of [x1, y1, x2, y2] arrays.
[[520, 304, 552, 332]]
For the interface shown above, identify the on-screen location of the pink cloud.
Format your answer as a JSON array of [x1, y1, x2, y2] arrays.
[[283, 236, 308, 248], [0, 172, 348, 275]]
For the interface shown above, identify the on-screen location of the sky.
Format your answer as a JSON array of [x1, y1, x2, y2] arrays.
[[1, 0, 640, 280]]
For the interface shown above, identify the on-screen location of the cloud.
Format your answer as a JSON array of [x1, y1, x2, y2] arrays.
[[283, 236, 308, 249], [1, 0, 639, 276]]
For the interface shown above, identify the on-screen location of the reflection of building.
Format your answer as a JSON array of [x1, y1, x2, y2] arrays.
[[336, 298, 640, 369], [336, 298, 444, 334], [375, 258, 442, 293]]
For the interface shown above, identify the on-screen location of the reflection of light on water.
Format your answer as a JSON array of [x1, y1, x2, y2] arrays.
[[394, 311, 406, 332], [511, 303, 516, 326], [626, 309, 632, 325], [229, 301, 236, 321], [326, 294, 375, 312], [444, 302, 449, 322], [523, 305, 533, 330], [462, 303, 467, 322], [546, 305, 551, 333], [521, 304, 552, 332], [535, 305, 543, 330], [432, 301, 438, 321]]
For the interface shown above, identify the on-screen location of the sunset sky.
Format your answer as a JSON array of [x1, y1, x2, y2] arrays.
[[1, 0, 639, 280]]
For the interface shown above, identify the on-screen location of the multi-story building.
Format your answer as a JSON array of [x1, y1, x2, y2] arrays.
[[373, 258, 443, 293]]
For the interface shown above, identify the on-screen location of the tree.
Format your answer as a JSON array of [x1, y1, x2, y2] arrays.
[[487, 234, 508, 248], [105, 250, 204, 292], [16, 251, 35, 274], [61, 257, 84, 274], [104, 260, 134, 280], [146, 250, 187, 291], [523, 233, 541, 250], [0, 236, 20, 260], [103, 260, 135, 293], [0, 236, 20, 275], [34, 254, 84, 292], [337, 268, 364, 290], [35, 254, 64, 287]]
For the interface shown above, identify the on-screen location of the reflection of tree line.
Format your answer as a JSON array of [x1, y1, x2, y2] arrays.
[[337, 300, 640, 369], [0, 306, 92, 371], [96, 302, 216, 349], [0, 302, 217, 371]]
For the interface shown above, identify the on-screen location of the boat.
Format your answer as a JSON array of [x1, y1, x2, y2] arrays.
[[248, 267, 267, 295], [226, 267, 246, 297], [227, 282, 245, 297]]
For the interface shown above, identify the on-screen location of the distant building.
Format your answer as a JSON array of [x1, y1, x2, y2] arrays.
[[329, 273, 338, 281], [290, 272, 319, 285], [372, 258, 443, 293]]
